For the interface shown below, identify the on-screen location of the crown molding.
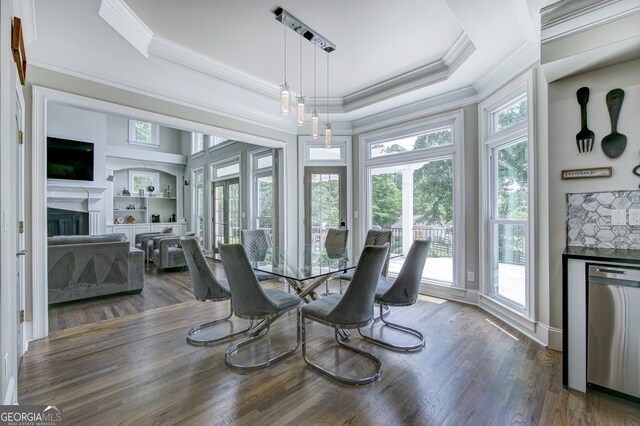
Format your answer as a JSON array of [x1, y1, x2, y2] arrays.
[[351, 86, 477, 135], [148, 35, 279, 101], [474, 41, 539, 102], [541, 0, 640, 43], [97, 0, 476, 116], [12, 0, 37, 47], [99, 0, 153, 58], [343, 32, 475, 112], [28, 40, 298, 135]]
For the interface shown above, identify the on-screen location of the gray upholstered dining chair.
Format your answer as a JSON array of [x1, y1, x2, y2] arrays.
[[358, 239, 430, 352], [218, 243, 301, 370], [300, 244, 389, 385], [240, 229, 280, 282], [181, 237, 253, 346], [338, 229, 391, 292], [323, 228, 348, 293]]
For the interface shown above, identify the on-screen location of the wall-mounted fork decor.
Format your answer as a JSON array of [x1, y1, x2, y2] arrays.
[[576, 87, 594, 153]]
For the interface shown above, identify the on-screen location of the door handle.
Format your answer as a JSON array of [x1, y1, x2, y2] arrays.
[[16, 250, 27, 256]]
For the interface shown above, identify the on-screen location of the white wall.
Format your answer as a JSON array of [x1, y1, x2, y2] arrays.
[[0, 0, 20, 405], [106, 114, 183, 154], [48, 102, 108, 185], [547, 59, 640, 335]]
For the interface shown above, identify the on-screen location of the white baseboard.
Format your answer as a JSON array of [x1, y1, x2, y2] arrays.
[[24, 321, 32, 354], [3, 377, 16, 405], [478, 294, 548, 347], [419, 283, 479, 305]]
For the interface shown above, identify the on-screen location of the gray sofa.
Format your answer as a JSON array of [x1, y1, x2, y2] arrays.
[[48, 233, 144, 304], [152, 233, 196, 270], [135, 227, 173, 261]]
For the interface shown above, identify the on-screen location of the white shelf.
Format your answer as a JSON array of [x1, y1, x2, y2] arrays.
[[114, 195, 176, 199], [114, 209, 146, 212]]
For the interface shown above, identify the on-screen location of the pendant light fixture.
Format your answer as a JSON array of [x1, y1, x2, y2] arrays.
[[279, 25, 290, 116], [311, 47, 319, 139], [296, 36, 306, 127], [274, 7, 335, 133], [324, 52, 332, 148]]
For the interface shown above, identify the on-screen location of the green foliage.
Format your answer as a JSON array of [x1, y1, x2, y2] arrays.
[[496, 99, 528, 131], [497, 140, 528, 219], [311, 177, 340, 227], [134, 121, 152, 142], [371, 173, 402, 229], [412, 159, 453, 225], [413, 129, 451, 150]]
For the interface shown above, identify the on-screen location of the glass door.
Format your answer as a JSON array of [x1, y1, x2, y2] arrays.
[[212, 178, 240, 252], [304, 167, 346, 252], [489, 138, 528, 308]]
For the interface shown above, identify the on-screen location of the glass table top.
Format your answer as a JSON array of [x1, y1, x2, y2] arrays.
[[217, 245, 357, 282]]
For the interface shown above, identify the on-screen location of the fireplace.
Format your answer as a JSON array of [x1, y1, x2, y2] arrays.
[[47, 208, 89, 237]]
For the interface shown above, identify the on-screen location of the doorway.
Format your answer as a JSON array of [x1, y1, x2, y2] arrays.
[[212, 178, 240, 252], [304, 167, 346, 251]]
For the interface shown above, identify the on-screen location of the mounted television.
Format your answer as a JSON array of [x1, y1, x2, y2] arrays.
[[47, 137, 94, 181]]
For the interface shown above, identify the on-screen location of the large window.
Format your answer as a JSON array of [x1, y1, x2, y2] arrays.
[[363, 114, 463, 287], [128, 119, 159, 147], [193, 168, 205, 246], [252, 151, 274, 237], [128, 171, 159, 195], [480, 73, 534, 317]]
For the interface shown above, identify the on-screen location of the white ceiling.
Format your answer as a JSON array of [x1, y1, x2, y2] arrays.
[[27, 0, 546, 132]]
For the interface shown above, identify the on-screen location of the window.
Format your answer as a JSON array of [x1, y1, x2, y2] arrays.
[[128, 119, 159, 147], [363, 115, 463, 287], [304, 140, 346, 164], [191, 132, 205, 154], [212, 161, 240, 179], [479, 73, 534, 317], [368, 126, 452, 159], [252, 151, 274, 237], [193, 168, 205, 246], [128, 171, 160, 195], [491, 96, 528, 134], [209, 136, 230, 148]]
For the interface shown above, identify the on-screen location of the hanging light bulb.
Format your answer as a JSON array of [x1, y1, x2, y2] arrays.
[[325, 123, 332, 148], [280, 26, 289, 115], [311, 47, 318, 138], [324, 52, 331, 148], [311, 111, 319, 139], [280, 83, 290, 116], [296, 36, 305, 126]]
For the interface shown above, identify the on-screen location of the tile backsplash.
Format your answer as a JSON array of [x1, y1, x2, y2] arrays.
[[566, 190, 640, 249]]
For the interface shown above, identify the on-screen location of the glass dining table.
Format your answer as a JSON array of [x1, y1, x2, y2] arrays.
[[247, 244, 356, 303]]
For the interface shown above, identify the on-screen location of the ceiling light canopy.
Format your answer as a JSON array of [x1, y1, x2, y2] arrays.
[[274, 7, 335, 53]]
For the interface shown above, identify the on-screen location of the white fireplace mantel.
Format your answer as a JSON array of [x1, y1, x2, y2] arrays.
[[47, 184, 107, 235]]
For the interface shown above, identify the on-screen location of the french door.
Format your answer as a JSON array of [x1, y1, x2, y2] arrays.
[[304, 167, 346, 251], [212, 178, 240, 252]]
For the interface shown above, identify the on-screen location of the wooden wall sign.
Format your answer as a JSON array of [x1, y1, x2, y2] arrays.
[[12, 17, 27, 85], [561, 167, 612, 180]]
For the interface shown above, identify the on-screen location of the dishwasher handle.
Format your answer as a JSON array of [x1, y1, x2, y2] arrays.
[[589, 265, 640, 284]]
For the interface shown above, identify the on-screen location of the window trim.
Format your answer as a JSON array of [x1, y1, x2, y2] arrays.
[[210, 155, 241, 182], [303, 139, 348, 165], [359, 110, 465, 289], [478, 70, 536, 321], [128, 119, 159, 148]]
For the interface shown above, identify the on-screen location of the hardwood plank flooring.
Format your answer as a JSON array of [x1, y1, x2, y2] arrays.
[[21, 290, 640, 425], [47, 261, 224, 332]]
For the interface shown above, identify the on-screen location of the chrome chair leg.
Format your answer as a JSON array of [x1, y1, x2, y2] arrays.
[[358, 304, 425, 352], [224, 312, 300, 371], [301, 314, 382, 385], [372, 303, 391, 322], [186, 302, 253, 346]]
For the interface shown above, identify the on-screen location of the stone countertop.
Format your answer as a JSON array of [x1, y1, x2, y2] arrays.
[[563, 246, 640, 264]]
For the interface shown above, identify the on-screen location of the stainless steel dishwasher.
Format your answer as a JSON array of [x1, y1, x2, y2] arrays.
[[588, 264, 640, 399]]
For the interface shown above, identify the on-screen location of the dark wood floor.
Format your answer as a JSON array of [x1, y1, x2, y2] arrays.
[[48, 262, 220, 332], [22, 270, 640, 425]]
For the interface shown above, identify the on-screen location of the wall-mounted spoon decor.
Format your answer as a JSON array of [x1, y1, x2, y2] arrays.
[[576, 87, 594, 153], [633, 153, 640, 188], [601, 88, 626, 159]]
